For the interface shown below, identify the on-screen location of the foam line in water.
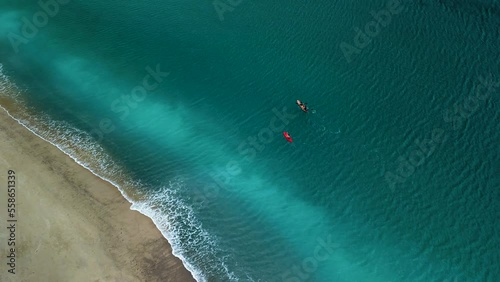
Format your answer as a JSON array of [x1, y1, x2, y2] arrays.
[[130, 181, 238, 281], [0, 69, 206, 281], [0, 104, 207, 281], [1, 60, 261, 280]]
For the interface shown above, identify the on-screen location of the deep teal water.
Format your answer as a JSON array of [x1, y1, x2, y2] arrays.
[[1, 0, 499, 281]]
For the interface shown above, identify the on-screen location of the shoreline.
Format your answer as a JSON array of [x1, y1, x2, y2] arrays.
[[0, 106, 196, 281]]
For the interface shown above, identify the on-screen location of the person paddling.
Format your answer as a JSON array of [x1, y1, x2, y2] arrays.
[[283, 132, 293, 142], [296, 100, 308, 112]]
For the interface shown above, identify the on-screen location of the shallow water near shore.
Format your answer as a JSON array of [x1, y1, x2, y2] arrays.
[[1, 0, 499, 281]]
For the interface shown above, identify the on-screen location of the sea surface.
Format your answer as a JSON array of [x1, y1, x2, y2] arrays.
[[1, 0, 499, 281]]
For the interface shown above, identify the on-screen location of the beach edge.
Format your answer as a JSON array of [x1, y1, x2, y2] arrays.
[[0, 106, 196, 282]]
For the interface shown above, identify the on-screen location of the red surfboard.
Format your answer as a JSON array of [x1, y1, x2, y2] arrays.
[[283, 132, 293, 142]]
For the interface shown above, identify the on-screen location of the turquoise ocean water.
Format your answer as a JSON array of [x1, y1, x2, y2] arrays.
[[1, 0, 499, 281]]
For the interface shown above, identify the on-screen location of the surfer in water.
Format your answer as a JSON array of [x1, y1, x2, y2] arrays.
[[296, 100, 308, 112]]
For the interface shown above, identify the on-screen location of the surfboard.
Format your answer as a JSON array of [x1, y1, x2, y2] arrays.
[[296, 100, 308, 112], [283, 132, 293, 142]]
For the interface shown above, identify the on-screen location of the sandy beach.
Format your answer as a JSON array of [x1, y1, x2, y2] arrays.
[[0, 107, 195, 282]]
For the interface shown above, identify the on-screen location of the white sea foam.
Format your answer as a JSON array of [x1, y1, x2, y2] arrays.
[[128, 178, 242, 279], [0, 67, 220, 281], [0, 64, 15, 94], [131, 181, 238, 281], [0, 110, 209, 281]]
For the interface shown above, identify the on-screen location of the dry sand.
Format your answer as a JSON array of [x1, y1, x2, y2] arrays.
[[0, 107, 195, 282]]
